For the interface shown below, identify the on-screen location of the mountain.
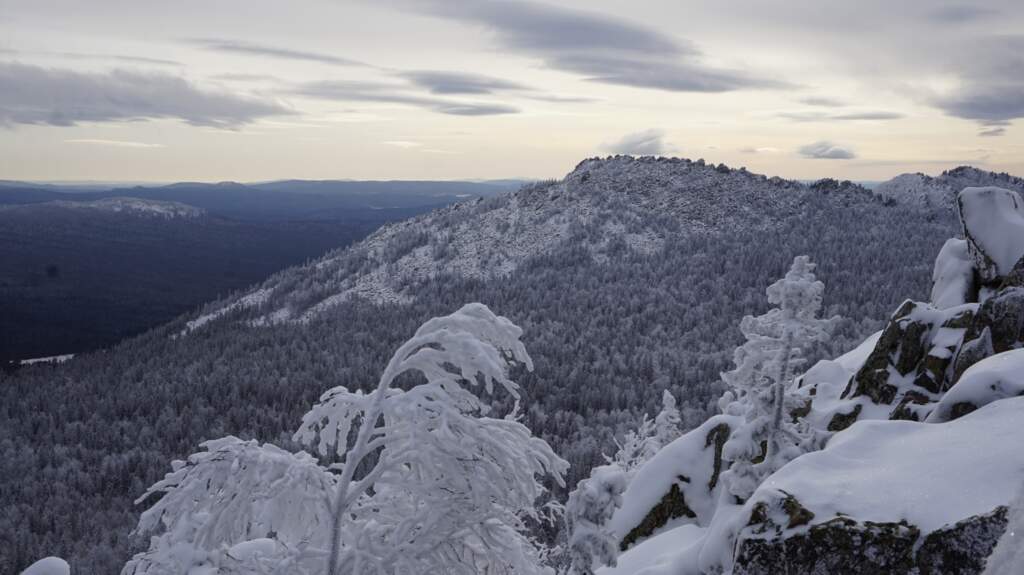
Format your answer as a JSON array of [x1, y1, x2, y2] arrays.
[[1, 157, 1017, 574], [873, 166, 1024, 209]]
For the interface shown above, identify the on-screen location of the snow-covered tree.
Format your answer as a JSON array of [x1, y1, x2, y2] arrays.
[[123, 303, 567, 575], [719, 255, 837, 500], [564, 464, 627, 575], [652, 390, 682, 453], [608, 414, 656, 473]]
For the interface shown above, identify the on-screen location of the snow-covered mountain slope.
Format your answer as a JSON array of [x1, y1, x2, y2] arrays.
[[50, 197, 205, 218], [180, 157, 858, 332], [874, 166, 1024, 209]]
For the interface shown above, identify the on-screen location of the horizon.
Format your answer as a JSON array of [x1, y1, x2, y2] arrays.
[[2, 0, 1022, 183]]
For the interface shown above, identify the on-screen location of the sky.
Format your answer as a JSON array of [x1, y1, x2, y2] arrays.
[[0, 0, 1022, 183]]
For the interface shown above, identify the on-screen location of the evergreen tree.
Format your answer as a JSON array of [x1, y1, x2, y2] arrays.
[[719, 256, 838, 500]]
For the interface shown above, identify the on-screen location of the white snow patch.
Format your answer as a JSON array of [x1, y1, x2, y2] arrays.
[[180, 288, 272, 336], [927, 349, 1024, 423], [931, 238, 975, 308], [20, 557, 70, 575], [19, 354, 74, 366], [597, 524, 705, 575], [53, 197, 203, 218]]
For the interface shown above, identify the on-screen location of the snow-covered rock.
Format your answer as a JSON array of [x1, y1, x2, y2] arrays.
[[932, 238, 976, 309], [957, 187, 1024, 284], [596, 523, 705, 575], [842, 300, 976, 424], [927, 349, 1024, 423], [732, 396, 1024, 574], [609, 414, 739, 550], [20, 557, 70, 575]]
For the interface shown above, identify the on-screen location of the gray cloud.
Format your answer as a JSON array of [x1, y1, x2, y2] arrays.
[[190, 38, 365, 67], [291, 80, 519, 116], [979, 126, 1007, 137], [930, 35, 1024, 127], [798, 140, 856, 159], [928, 5, 999, 23], [0, 62, 291, 128], [399, 70, 529, 94], [398, 0, 789, 93], [606, 129, 667, 155], [779, 110, 905, 122]]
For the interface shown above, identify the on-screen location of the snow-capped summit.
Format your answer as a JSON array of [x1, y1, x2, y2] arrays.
[[874, 166, 1024, 209], [182, 156, 874, 332]]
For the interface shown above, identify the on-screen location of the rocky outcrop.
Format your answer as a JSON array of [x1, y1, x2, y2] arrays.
[[735, 507, 1007, 575], [842, 300, 974, 420]]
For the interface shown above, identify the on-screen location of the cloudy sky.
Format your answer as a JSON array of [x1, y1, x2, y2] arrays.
[[1, 0, 1022, 182]]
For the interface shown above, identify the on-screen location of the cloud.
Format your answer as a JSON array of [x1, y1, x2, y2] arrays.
[[930, 36, 1024, 127], [0, 62, 291, 128], [741, 146, 781, 154], [0, 48, 181, 67], [979, 126, 1007, 137], [798, 140, 856, 159], [398, 70, 528, 94], [398, 0, 790, 93], [779, 110, 904, 122], [799, 96, 846, 107], [189, 38, 365, 67], [291, 80, 519, 116], [606, 129, 667, 155], [65, 139, 164, 148], [927, 5, 999, 23]]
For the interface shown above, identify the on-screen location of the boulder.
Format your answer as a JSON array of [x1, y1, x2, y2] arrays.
[[927, 349, 1024, 423], [956, 187, 1024, 285], [609, 415, 738, 551]]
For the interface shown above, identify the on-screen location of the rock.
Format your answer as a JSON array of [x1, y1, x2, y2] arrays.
[[956, 187, 1024, 285], [955, 287, 1024, 380], [916, 507, 1008, 575], [845, 301, 973, 415], [619, 480, 695, 550], [927, 349, 1024, 423], [735, 509, 1007, 575], [735, 517, 920, 575]]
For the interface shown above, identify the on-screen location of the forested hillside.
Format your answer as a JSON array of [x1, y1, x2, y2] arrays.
[[0, 180, 516, 362], [5, 158, 1017, 573]]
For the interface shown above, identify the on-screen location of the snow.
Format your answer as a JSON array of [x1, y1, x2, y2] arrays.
[[180, 288, 272, 336], [20, 557, 69, 575], [596, 524, 705, 575], [749, 395, 1024, 535], [609, 414, 739, 538], [53, 197, 203, 218], [931, 238, 975, 308], [19, 354, 74, 366], [834, 329, 882, 372], [874, 173, 952, 208], [958, 186, 1024, 276], [926, 349, 1024, 423]]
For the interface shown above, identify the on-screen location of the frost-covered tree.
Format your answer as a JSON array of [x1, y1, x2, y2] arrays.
[[608, 415, 655, 473], [652, 390, 682, 453], [123, 303, 567, 575], [564, 464, 627, 575], [719, 255, 837, 500]]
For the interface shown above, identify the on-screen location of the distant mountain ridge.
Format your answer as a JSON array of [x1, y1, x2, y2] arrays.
[[873, 166, 1024, 209]]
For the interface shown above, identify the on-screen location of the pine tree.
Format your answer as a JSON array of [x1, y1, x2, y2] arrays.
[[719, 256, 838, 500], [651, 390, 682, 454]]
